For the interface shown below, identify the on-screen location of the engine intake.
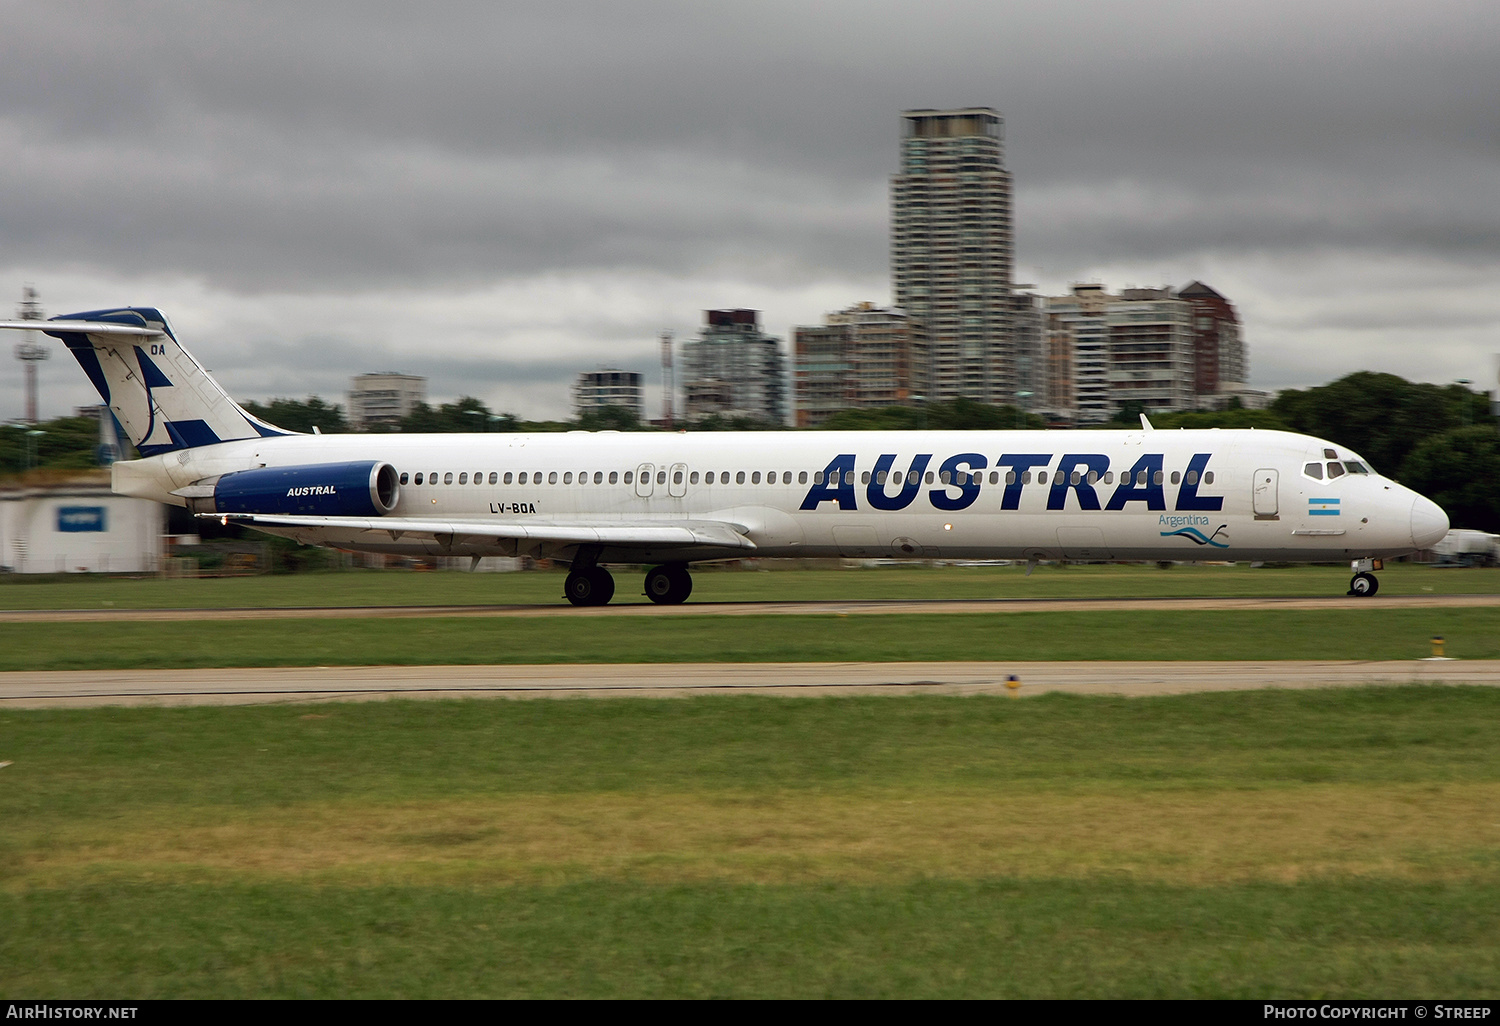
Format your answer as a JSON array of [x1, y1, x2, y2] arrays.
[[195, 461, 400, 517]]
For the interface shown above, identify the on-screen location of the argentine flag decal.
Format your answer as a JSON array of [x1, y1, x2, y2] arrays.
[[1309, 497, 1341, 516]]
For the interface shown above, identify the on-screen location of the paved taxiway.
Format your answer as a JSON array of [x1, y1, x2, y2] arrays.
[[3, 660, 1497, 708], [2, 593, 1497, 622]]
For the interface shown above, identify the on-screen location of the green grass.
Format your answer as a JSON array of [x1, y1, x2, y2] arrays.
[[0, 561, 1496, 609], [3, 689, 1499, 997], [7, 880, 1497, 998], [2, 607, 1498, 669]]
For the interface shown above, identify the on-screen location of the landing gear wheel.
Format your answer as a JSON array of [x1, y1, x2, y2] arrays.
[[1348, 571, 1379, 597], [644, 564, 693, 605], [564, 567, 615, 606]]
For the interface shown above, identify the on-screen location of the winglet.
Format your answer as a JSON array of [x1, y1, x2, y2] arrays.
[[1140, 413, 1155, 431]]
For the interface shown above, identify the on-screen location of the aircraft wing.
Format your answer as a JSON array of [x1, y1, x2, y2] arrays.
[[205, 513, 758, 553]]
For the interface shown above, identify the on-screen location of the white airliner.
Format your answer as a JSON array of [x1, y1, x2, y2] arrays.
[[1, 307, 1449, 604]]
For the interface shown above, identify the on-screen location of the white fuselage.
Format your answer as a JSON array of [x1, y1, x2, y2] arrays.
[[114, 427, 1445, 565]]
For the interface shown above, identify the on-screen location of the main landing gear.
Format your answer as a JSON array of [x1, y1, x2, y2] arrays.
[[1348, 558, 1382, 598], [562, 557, 693, 607], [644, 563, 693, 605], [564, 566, 615, 607]]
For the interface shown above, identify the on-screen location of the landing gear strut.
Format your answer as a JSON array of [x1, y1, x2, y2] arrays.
[[1348, 558, 1382, 598], [644, 563, 693, 605]]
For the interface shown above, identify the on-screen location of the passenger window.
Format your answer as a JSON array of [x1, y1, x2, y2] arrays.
[[799, 471, 808, 484], [1070, 471, 1082, 485], [990, 471, 1000, 484], [752, 472, 761, 484], [860, 471, 869, 484], [1087, 471, 1098, 484], [1038, 472, 1048, 484], [518, 472, 527, 484], [1136, 471, 1146, 486], [1006, 471, 1016, 485], [609, 471, 618, 484], [459, 473, 468, 484], [1170, 471, 1180, 485], [624, 471, 633, 484], [475, 471, 483, 483], [591, 471, 600, 484], [876, 470, 888, 484], [705, 471, 715, 484], [674, 470, 683, 485], [690, 471, 699, 484], [784, 471, 791, 482], [845, 471, 856, 485], [1204, 472, 1214, 484], [737, 471, 746, 484], [1327, 463, 1345, 479], [414, 473, 423, 485], [429, 471, 437, 483], [503, 472, 512, 484], [444, 472, 454, 485], [768, 471, 778, 484], [1020, 471, 1030, 484], [1105, 471, 1114, 484], [563, 472, 572, 484], [1153, 471, 1164, 485], [813, 471, 824, 484], [487, 472, 496, 484], [400, 472, 409, 485], [1304, 463, 1322, 480], [940, 471, 952, 484], [1186, 470, 1199, 485], [549, 472, 558, 484], [657, 471, 666, 485]]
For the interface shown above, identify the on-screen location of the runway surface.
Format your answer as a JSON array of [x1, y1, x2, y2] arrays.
[[3, 659, 1497, 708], [2, 593, 1498, 621]]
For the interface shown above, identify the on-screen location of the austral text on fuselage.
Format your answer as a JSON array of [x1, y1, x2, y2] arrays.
[[286, 486, 337, 497], [799, 452, 1224, 513]]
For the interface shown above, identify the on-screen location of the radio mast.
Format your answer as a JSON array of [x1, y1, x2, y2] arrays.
[[13, 285, 48, 425]]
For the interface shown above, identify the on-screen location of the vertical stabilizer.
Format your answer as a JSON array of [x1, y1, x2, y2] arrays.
[[42, 308, 291, 455]]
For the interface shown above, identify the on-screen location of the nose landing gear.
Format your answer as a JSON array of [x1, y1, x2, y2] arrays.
[[1347, 558, 1382, 597]]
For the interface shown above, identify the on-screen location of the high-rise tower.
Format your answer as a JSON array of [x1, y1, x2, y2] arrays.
[[892, 108, 1014, 404]]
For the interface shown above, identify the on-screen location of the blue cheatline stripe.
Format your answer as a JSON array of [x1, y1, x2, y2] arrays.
[[1309, 497, 1340, 504], [1309, 509, 1342, 516]]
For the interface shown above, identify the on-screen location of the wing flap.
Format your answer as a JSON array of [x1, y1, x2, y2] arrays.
[[202, 513, 757, 550]]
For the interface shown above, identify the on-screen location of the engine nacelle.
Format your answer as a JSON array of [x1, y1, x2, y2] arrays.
[[195, 461, 401, 517]]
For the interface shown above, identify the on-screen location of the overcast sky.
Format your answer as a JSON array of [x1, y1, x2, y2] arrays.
[[2, 0, 1498, 423]]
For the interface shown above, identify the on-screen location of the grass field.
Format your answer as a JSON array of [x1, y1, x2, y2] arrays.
[[4, 689, 1499, 997], [1, 561, 1497, 609], [1, 607, 1497, 669]]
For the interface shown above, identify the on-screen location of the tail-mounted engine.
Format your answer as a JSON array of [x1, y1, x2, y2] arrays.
[[183, 461, 400, 517]]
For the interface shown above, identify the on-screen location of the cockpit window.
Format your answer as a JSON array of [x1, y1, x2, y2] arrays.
[[1343, 461, 1369, 474], [1304, 462, 1323, 480], [1326, 462, 1346, 479]]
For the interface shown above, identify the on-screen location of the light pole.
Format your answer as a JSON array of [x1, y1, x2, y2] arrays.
[[25, 429, 44, 470]]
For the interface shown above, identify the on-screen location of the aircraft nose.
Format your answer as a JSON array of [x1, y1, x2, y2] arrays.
[[1410, 494, 1449, 550]]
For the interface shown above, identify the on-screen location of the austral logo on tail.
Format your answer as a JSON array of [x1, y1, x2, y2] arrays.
[[1159, 515, 1230, 548]]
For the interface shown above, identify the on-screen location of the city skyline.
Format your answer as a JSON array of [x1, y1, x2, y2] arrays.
[[2, 1, 1497, 423]]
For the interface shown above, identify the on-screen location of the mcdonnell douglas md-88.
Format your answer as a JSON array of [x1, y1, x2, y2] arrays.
[[1, 307, 1449, 604]]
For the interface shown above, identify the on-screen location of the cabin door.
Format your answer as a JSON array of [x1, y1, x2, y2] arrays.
[[635, 463, 654, 498], [1253, 468, 1279, 520]]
